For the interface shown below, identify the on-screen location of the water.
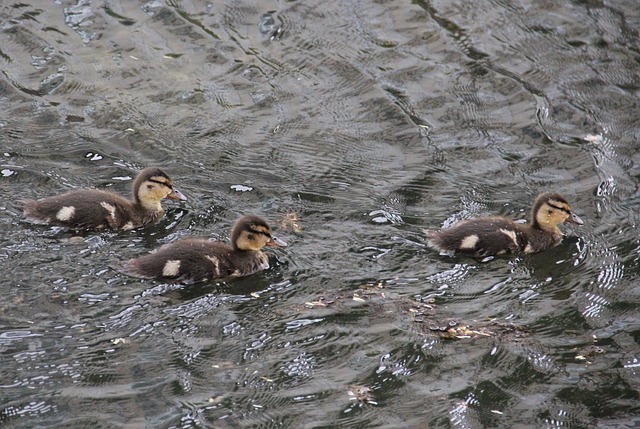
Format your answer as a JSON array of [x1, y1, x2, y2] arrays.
[[1, 0, 639, 427]]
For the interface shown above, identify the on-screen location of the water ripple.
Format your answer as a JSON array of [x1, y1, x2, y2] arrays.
[[2, 0, 640, 427]]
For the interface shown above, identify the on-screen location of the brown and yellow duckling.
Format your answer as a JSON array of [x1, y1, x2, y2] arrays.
[[424, 192, 584, 259], [22, 167, 186, 231], [125, 215, 287, 283]]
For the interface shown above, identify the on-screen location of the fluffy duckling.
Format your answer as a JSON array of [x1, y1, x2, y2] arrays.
[[125, 215, 287, 282], [424, 192, 584, 259], [22, 167, 186, 231]]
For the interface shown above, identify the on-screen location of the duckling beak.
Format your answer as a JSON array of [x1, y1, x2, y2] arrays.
[[266, 235, 288, 247], [167, 188, 187, 201], [566, 212, 584, 225]]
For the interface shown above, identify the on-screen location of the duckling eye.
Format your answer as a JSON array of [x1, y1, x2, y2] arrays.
[[247, 233, 255, 241], [548, 210, 553, 215], [147, 185, 154, 190]]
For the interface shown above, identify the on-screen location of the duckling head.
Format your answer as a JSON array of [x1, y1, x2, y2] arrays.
[[134, 167, 187, 210], [532, 192, 584, 232], [232, 215, 288, 251]]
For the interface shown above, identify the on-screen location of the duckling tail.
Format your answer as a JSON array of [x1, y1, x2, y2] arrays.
[[124, 257, 155, 279]]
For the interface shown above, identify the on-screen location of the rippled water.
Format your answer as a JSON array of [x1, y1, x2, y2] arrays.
[[1, 0, 639, 428]]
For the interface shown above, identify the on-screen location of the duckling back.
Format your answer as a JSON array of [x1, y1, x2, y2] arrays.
[[125, 238, 270, 283], [21, 167, 185, 231], [22, 189, 152, 230], [425, 217, 523, 258], [425, 193, 583, 259]]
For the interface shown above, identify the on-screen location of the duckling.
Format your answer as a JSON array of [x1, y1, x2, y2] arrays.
[[424, 192, 584, 259], [22, 167, 186, 231], [125, 215, 287, 283]]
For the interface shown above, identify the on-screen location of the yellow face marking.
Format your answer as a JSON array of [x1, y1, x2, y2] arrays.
[[137, 179, 174, 210], [547, 199, 566, 208], [252, 225, 269, 234], [56, 206, 76, 221], [535, 201, 570, 231], [459, 234, 479, 249], [162, 260, 181, 277], [149, 175, 170, 184], [235, 227, 272, 251]]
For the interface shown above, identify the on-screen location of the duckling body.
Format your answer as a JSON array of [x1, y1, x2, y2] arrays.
[[424, 193, 584, 259], [22, 167, 186, 231], [125, 215, 287, 283]]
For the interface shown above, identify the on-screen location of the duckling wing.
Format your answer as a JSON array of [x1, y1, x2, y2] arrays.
[[125, 239, 242, 282], [22, 189, 134, 230], [426, 217, 527, 258]]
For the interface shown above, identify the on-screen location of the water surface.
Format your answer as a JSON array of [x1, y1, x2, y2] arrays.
[[1, 0, 639, 427]]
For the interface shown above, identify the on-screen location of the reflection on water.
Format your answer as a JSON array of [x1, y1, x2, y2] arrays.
[[1, 0, 639, 427]]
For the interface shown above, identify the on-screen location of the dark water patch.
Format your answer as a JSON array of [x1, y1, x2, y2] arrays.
[[2, 0, 640, 427]]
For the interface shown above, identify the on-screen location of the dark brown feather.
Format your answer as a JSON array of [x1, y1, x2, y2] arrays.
[[21, 167, 180, 231], [22, 189, 161, 230], [125, 215, 285, 283], [425, 217, 559, 258], [425, 192, 581, 259], [125, 238, 269, 282]]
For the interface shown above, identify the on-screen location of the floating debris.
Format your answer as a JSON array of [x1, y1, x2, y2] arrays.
[[420, 319, 528, 340], [402, 298, 435, 323], [435, 325, 492, 340], [304, 297, 334, 308], [230, 184, 253, 192], [279, 213, 301, 233], [583, 134, 604, 143], [347, 385, 377, 405], [352, 294, 366, 303], [351, 282, 386, 301], [575, 345, 606, 362]]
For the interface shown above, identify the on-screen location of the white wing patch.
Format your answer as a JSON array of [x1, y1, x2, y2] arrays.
[[499, 229, 518, 247], [56, 206, 76, 221], [205, 255, 220, 276], [524, 243, 534, 253], [162, 260, 181, 277], [258, 252, 270, 270], [122, 221, 135, 231], [100, 202, 116, 218], [459, 234, 479, 249]]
